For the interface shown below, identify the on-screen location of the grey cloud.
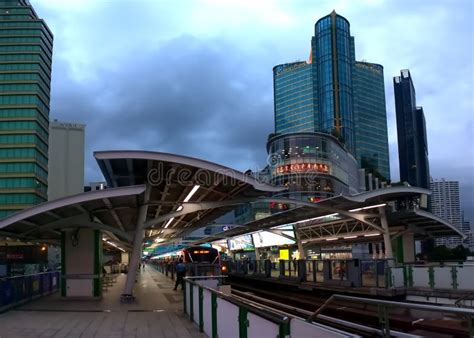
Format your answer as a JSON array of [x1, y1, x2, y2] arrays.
[[36, 0, 472, 222], [49, 35, 273, 181]]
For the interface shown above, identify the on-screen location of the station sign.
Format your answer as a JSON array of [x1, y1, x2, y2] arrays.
[[275, 162, 329, 175]]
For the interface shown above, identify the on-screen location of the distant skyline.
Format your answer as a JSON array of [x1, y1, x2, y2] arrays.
[[32, 0, 473, 220]]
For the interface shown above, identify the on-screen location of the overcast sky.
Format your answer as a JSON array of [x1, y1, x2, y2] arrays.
[[32, 0, 473, 221]]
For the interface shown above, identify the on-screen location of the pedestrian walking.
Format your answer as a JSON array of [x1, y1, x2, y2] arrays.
[[174, 259, 186, 291]]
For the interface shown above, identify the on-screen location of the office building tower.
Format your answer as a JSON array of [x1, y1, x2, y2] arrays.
[[0, 0, 53, 218], [48, 121, 85, 200], [353, 62, 390, 181], [313, 11, 355, 154], [393, 70, 430, 189], [430, 178, 464, 247], [273, 62, 316, 134], [272, 11, 390, 182]]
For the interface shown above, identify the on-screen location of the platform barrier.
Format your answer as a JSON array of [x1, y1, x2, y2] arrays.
[[183, 276, 353, 338], [0, 271, 60, 312], [403, 264, 474, 290]]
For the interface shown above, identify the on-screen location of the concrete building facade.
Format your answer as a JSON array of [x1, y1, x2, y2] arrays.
[[47, 120, 85, 200]]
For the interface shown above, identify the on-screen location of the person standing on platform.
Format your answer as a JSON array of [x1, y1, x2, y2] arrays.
[[174, 259, 186, 291]]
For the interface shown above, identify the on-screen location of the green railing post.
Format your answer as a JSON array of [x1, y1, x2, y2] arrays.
[[212, 293, 218, 338], [408, 265, 413, 287], [385, 266, 392, 288], [238, 306, 249, 338], [183, 281, 187, 313], [189, 283, 194, 322], [377, 305, 390, 338], [199, 287, 204, 332], [279, 318, 290, 338], [428, 266, 435, 289], [451, 266, 458, 290]]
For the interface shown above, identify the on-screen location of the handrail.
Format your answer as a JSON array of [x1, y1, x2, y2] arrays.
[[231, 289, 417, 337], [455, 291, 474, 307], [0, 270, 60, 281], [308, 294, 474, 322], [184, 276, 289, 325], [184, 275, 227, 280]]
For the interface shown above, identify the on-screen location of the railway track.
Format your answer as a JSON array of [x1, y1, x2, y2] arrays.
[[227, 277, 469, 337]]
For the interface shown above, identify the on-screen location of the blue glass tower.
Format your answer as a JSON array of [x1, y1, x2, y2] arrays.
[[313, 11, 354, 153], [272, 10, 391, 183], [353, 62, 390, 181], [273, 62, 316, 134]]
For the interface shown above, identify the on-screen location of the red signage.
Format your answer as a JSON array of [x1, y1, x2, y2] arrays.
[[276, 163, 329, 175], [6, 253, 24, 260]]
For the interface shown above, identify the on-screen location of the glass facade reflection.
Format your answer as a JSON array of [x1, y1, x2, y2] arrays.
[[353, 62, 390, 181], [273, 62, 316, 134], [314, 12, 354, 153], [0, 0, 53, 219], [272, 11, 391, 183], [266, 132, 362, 201], [393, 70, 430, 189]]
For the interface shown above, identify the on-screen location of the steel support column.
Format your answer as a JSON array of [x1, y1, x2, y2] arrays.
[[379, 207, 393, 261], [294, 225, 306, 259], [123, 185, 151, 297]]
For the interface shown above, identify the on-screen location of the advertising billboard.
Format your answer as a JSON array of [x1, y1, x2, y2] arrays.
[[252, 225, 295, 248], [227, 234, 254, 251]]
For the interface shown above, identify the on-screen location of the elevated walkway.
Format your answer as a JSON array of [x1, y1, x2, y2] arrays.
[[0, 267, 206, 338]]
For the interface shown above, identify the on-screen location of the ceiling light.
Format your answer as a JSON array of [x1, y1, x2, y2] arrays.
[[164, 217, 174, 228], [350, 203, 386, 212], [325, 237, 338, 241], [183, 185, 200, 202], [343, 235, 358, 239], [364, 233, 381, 237]]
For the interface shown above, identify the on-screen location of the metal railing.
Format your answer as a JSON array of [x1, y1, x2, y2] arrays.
[[183, 276, 353, 338], [308, 294, 474, 337], [0, 270, 60, 312]]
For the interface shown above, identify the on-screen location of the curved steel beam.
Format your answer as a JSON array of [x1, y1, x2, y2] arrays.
[[94, 150, 284, 192], [0, 185, 146, 230], [18, 214, 133, 243], [143, 197, 385, 233]]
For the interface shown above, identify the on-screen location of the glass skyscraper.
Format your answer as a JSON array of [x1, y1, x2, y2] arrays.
[[273, 62, 316, 134], [0, 0, 53, 218], [353, 62, 390, 181], [313, 12, 355, 153], [272, 10, 390, 182], [393, 69, 430, 189]]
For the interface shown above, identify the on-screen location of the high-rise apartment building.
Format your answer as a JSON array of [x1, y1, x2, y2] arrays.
[[0, 0, 53, 218], [48, 121, 85, 200], [430, 178, 465, 248], [272, 11, 390, 182], [393, 70, 430, 189], [353, 62, 390, 181]]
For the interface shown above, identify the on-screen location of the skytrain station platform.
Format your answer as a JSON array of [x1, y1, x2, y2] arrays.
[[0, 267, 206, 338]]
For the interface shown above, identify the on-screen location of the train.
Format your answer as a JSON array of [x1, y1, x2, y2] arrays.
[[150, 245, 227, 276], [182, 246, 227, 275]]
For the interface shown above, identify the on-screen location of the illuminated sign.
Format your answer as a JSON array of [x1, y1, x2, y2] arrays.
[[276, 163, 329, 175], [228, 235, 254, 251], [252, 226, 296, 248]]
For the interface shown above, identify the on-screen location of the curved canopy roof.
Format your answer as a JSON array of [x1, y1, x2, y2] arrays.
[[0, 151, 284, 246], [0, 151, 463, 251], [94, 150, 283, 240], [0, 185, 146, 244]]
